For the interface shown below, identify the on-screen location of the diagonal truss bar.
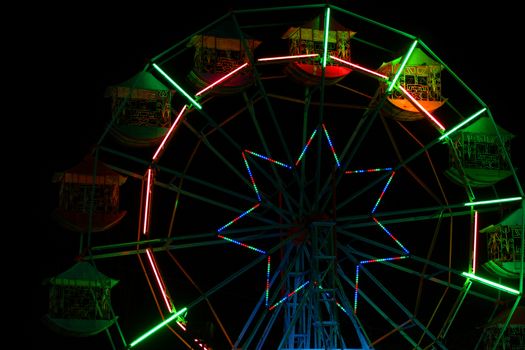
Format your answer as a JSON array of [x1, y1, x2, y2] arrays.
[[336, 263, 421, 348], [342, 246, 448, 349]]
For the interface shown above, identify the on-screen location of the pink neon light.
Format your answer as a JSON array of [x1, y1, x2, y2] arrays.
[[146, 248, 172, 312], [398, 86, 446, 131], [142, 168, 153, 235], [329, 55, 388, 80], [473, 210, 478, 273], [257, 54, 319, 62], [196, 63, 249, 96], [152, 105, 187, 161], [176, 321, 186, 331]]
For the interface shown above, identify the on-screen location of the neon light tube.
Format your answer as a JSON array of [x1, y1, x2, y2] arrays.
[[257, 54, 318, 62], [336, 300, 349, 315], [245, 150, 292, 169], [196, 63, 249, 96], [464, 197, 522, 207], [146, 248, 172, 312], [266, 256, 271, 307], [269, 281, 310, 310], [354, 264, 360, 313], [176, 321, 186, 331], [322, 7, 330, 68], [345, 167, 393, 174], [473, 210, 478, 273], [387, 40, 418, 93], [372, 217, 409, 254], [355, 255, 409, 312], [462, 272, 520, 295], [242, 151, 261, 201], [322, 123, 340, 167], [129, 307, 188, 348], [142, 168, 153, 235], [371, 171, 395, 214], [152, 105, 187, 161], [217, 234, 266, 254], [152, 63, 202, 110], [319, 285, 347, 314], [398, 86, 446, 131], [329, 56, 388, 80], [360, 255, 408, 265], [217, 203, 261, 232], [439, 108, 486, 140], [295, 128, 318, 166]]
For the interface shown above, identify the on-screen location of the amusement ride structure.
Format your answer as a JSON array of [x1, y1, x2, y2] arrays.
[[43, 3, 524, 349]]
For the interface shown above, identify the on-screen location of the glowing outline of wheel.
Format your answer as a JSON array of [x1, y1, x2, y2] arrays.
[[86, 4, 524, 349]]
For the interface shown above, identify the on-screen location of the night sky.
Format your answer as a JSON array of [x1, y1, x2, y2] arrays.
[[35, 1, 523, 349]]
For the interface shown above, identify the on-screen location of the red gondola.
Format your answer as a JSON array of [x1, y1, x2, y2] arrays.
[[52, 154, 127, 232]]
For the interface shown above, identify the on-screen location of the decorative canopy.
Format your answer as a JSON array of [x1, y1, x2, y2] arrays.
[[281, 15, 356, 42], [53, 154, 127, 186], [105, 71, 170, 98], [48, 261, 119, 288], [378, 47, 440, 69], [376, 47, 445, 119], [485, 306, 525, 327], [459, 115, 514, 138], [281, 14, 356, 85], [44, 262, 119, 336], [188, 19, 262, 51]]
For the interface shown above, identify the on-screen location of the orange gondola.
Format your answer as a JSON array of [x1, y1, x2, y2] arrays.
[[376, 47, 446, 121]]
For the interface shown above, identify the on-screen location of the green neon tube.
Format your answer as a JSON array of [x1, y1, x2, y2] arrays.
[[387, 40, 418, 93], [152, 63, 202, 110], [462, 272, 520, 295], [439, 108, 486, 140], [129, 307, 188, 348], [464, 197, 522, 207], [322, 7, 330, 68]]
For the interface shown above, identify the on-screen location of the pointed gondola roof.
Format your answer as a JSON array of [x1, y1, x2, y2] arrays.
[[481, 202, 524, 232], [53, 154, 127, 185], [104, 71, 171, 101], [48, 261, 119, 288], [379, 47, 440, 69], [119, 71, 168, 90], [188, 18, 261, 50], [460, 116, 514, 138], [281, 14, 356, 42], [485, 306, 525, 327]]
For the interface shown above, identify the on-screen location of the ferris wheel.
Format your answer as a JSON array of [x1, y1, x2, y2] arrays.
[[45, 4, 524, 350]]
